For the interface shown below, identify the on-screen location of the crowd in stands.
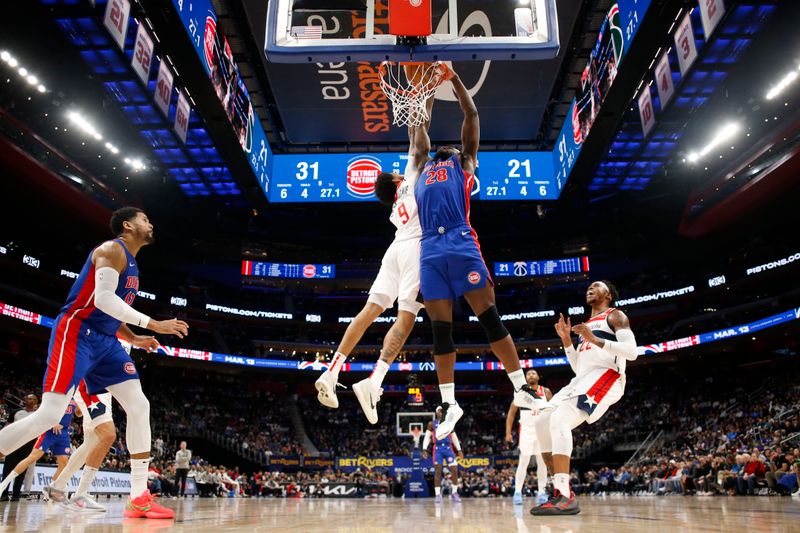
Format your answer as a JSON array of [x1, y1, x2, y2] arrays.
[[1, 329, 798, 500]]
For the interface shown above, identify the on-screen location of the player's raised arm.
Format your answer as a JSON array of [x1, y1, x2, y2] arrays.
[[449, 69, 479, 173], [555, 313, 578, 371], [409, 97, 435, 170]]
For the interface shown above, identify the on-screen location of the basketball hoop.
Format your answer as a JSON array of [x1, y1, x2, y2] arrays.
[[379, 61, 450, 127]]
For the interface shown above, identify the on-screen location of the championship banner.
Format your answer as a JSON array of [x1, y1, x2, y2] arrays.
[[674, 12, 698, 76], [654, 52, 675, 108], [267, 455, 302, 471], [698, 0, 725, 39], [154, 59, 174, 117], [174, 91, 191, 144], [638, 85, 655, 137], [103, 0, 131, 50], [131, 22, 154, 85], [0, 463, 131, 494]]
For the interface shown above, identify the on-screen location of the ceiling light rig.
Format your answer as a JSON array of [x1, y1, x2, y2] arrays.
[[685, 122, 740, 164], [67, 111, 147, 172], [0, 51, 46, 93]]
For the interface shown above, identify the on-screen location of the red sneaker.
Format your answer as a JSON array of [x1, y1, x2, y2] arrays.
[[124, 490, 175, 519], [530, 489, 580, 516]]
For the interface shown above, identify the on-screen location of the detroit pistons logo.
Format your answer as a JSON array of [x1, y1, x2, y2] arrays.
[[203, 16, 217, 71], [303, 264, 316, 278], [468, 271, 481, 285], [124, 362, 137, 375], [346, 157, 381, 198]]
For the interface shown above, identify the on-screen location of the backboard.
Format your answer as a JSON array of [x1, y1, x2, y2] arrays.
[[265, 0, 559, 63]]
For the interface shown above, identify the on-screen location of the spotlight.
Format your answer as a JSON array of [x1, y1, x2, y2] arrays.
[[26, 75, 37, 85], [18, 67, 27, 77], [7, 57, 17, 68], [37, 84, 45, 93], [766, 71, 798, 100], [0, 51, 9, 62]]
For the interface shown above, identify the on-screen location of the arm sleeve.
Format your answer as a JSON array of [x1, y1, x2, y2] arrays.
[[422, 430, 432, 451], [94, 267, 151, 328], [564, 345, 579, 372], [451, 433, 461, 452], [603, 328, 638, 361]]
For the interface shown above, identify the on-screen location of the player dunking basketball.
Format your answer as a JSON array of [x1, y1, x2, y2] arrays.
[[0, 207, 188, 519], [531, 281, 638, 516], [505, 369, 552, 506], [411, 64, 549, 441], [422, 406, 463, 503], [315, 96, 435, 423]]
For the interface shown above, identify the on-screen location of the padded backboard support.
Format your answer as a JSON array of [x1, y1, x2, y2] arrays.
[[265, 0, 559, 63]]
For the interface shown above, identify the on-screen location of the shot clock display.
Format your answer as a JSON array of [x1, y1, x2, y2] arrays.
[[407, 386, 424, 406]]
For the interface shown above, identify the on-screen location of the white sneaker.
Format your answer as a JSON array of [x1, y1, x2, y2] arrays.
[[62, 494, 107, 512], [434, 403, 463, 440], [41, 484, 68, 504], [315, 370, 344, 408], [353, 378, 382, 424], [513, 385, 552, 411]]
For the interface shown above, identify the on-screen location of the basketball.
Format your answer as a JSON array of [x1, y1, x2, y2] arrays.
[[404, 62, 435, 87]]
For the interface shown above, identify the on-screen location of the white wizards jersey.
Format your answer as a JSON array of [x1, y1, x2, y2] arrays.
[[389, 154, 422, 242], [574, 307, 626, 376]]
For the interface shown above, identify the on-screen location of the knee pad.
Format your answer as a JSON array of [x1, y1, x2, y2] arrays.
[[477, 306, 508, 343], [431, 321, 455, 355]]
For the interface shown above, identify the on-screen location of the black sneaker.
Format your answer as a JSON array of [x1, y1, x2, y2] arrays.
[[530, 490, 580, 515]]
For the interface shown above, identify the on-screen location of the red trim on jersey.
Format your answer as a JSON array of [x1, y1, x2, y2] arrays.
[[44, 265, 97, 393], [462, 170, 493, 286], [586, 369, 621, 403], [33, 433, 45, 450], [586, 307, 615, 323]]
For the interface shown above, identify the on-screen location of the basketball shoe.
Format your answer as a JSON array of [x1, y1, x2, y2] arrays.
[[41, 484, 68, 503], [315, 370, 345, 409], [530, 489, 580, 516], [434, 403, 463, 440], [353, 378, 383, 424], [513, 491, 523, 505], [451, 492, 461, 503], [124, 490, 174, 519], [513, 384, 552, 411], [535, 491, 549, 505], [62, 494, 107, 512]]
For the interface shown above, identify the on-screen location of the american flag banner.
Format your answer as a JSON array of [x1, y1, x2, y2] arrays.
[[291, 25, 323, 40]]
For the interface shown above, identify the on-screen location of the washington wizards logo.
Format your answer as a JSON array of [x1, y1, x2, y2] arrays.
[[577, 394, 599, 415]]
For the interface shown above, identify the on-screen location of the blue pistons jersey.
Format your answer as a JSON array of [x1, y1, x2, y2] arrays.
[[414, 154, 491, 300], [433, 420, 457, 465], [44, 238, 141, 396], [60, 238, 139, 336]]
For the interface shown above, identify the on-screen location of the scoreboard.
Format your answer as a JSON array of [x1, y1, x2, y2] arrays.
[[407, 386, 424, 406], [477, 152, 560, 200], [494, 256, 590, 278], [241, 261, 335, 279], [268, 151, 560, 203]]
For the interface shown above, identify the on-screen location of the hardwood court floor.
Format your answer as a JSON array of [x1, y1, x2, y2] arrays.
[[0, 494, 798, 532]]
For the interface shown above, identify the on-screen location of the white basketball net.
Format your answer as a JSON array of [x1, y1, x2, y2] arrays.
[[411, 427, 423, 447], [379, 61, 448, 127]]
